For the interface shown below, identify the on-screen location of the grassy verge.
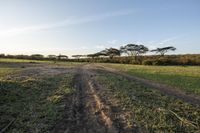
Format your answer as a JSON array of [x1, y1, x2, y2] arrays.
[[0, 58, 52, 63], [96, 70, 200, 132], [0, 73, 75, 132], [0, 58, 83, 66], [101, 63, 200, 95]]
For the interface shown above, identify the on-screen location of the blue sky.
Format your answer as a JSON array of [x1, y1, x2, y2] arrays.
[[0, 0, 199, 56]]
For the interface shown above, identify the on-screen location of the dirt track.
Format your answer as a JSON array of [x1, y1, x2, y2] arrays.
[[52, 65, 141, 133], [49, 64, 200, 133]]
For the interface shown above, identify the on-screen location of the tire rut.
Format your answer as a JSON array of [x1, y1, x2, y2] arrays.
[[84, 67, 142, 133], [52, 67, 122, 133]]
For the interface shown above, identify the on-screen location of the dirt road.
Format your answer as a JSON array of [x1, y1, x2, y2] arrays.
[[52, 65, 141, 133], [50, 64, 200, 133]]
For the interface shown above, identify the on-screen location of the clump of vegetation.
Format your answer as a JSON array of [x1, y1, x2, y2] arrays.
[[96, 71, 200, 132]]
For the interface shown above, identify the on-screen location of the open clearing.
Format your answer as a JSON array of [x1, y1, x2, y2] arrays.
[[1, 60, 200, 133]]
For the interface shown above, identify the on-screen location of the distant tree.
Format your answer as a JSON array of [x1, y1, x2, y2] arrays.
[[0, 54, 5, 58], [72, 55, 86, 59], [103, 48, 121, 59], [120, 44, 149, 63], [87, 51, 107, 59], [47, 55, 57, 63], [94, 50, 108, 57], [151, 46, 176, 56], [90, 48, 120, 59], [87, 54, 96, 58], [57, 54, 68, 60], [6, 54, 15, 59], [48, 55, 57, 59], [15, 55, 30, 59], [31, 54, 44, 60]]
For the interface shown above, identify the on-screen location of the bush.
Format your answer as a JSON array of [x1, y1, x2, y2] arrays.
[[152, 59, 171, 65], [142, 60, 153, 65]]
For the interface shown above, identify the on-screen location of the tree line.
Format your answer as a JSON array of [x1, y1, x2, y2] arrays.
[[71, 44, 199, 65], [72, 44, 177, 65], [0, 44, 199, 65], [0, 54, 68, 61]]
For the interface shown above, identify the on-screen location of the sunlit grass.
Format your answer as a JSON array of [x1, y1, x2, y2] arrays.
[[96, 71, 200, 132], [0, 58, 84, 67], [101, 63, 200, 94], [0, 67, 21, 79], [0, 58, 50, 63]]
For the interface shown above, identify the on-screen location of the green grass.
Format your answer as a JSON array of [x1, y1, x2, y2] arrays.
[[0, 65, 22, 79], [0, 73, 75, 132], [0, 58, 51, 63], [0, 68, 18, 77], [0, 58, 84, 67], [101, 63, 200, 95], [96, 70, 200, 132]]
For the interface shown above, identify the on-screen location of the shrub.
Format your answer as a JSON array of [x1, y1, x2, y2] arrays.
[[142, 60, 153, 65]]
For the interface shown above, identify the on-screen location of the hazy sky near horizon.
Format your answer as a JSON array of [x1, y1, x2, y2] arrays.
[[0, 0, 199, 56]]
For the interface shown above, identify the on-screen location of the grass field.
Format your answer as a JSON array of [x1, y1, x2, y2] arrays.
[[0, 58, 51, 63], [1, 60, 200, 132], [101, 64, 200, 95], [0, 61, 75, 132], [0, 68, 19, 78], [0, 58, 83, 66], [0, 63, 22, 79], [96, 70, 200, 132]]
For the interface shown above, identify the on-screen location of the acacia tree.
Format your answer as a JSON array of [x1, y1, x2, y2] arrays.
[[87, 54, 98, 58], [31, 54, 44, 60], [72, 55, 83, 59], [57, 54, 68, 60], [87, 53, 102, 62], [150, 46, 176, 56], [100, 48, 120, 59], [48, 55, 57, 59], [0, 54, 5, 58], [120, 44, 149, 64]]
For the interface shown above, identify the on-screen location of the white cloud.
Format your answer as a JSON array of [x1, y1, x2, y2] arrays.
[[0, 9, 134, 37]]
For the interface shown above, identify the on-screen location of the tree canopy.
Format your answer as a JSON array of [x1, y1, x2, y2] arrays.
[[151, 46, 176, 56], [120, 44, 149, 56], [102, 48, 121, 58]]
